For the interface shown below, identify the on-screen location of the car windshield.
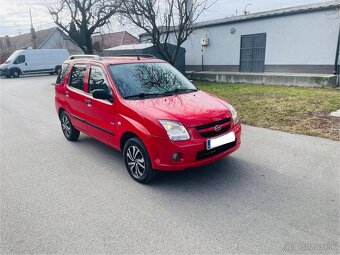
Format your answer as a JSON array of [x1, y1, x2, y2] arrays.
[[108, 62, 197, 99]]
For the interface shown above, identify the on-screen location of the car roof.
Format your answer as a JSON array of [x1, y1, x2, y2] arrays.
[[63, 56, 166, 66]]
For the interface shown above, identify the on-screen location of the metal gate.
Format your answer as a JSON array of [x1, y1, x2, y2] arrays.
[[240, 33, 266, 72]]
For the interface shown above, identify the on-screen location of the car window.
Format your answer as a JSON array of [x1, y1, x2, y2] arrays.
[[88, 65, 112, 96], [57, 63, 69, 84], [14, 55, 25, 64], [69, 64, 86, 91]]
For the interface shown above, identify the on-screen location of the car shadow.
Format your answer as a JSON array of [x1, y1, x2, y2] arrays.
[[62, 134, 339, 244], [76, 134, 250, 191], [150, 156, 252, 193], [76, 134, 123, 163]]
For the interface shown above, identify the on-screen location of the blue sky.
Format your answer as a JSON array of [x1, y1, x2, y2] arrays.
[[0, 0, 333, 36]]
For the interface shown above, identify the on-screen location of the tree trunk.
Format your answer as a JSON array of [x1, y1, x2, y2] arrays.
[[85, 35, 93, 54]]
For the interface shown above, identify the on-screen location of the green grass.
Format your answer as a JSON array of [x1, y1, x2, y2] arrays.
[[195, 82, 340, 140]]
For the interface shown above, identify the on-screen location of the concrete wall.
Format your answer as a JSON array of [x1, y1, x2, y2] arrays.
[[169, 9, 339, 74], [187, 71, 338, 87], [42, 30, 83, 55]]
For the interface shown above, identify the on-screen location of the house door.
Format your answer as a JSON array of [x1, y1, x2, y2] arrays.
[[240, 33, 266, 72]]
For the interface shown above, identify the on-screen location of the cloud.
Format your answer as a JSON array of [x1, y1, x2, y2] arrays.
[[0, 0, 52, 36]]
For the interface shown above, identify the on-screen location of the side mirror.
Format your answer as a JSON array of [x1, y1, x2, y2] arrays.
[[92, 89, 113, 102]]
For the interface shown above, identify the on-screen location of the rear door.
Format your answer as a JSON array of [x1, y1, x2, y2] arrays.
[[82, 64, 117, 147], [65, 63, 88, 131]]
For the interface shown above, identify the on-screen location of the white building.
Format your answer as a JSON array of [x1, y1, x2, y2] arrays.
[[141, 1, 340, 75]]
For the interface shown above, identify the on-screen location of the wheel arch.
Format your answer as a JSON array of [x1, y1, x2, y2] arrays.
[[58, 107, 66, 120], [55, 65, 62, 73], [9, 67, 22, 75], [120, 131, 140, 151]]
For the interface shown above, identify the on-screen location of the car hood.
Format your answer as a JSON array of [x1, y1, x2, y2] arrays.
[[126, 90, 232, 127]]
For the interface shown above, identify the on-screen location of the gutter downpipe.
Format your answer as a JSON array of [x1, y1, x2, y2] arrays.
[[334, 25, 340, 75]]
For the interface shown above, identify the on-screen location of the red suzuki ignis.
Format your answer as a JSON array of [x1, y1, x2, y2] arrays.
[[55, 55, 241, 183]]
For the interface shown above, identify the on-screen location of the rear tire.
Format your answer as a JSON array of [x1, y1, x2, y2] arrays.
[[60, 111, 80, 141], [123, 137, 156, 184], [11, 69, 20, 78], [55, 66, 61, 75]]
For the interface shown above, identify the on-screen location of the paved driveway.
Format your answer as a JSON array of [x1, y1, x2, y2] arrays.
[[1, 75, 339, 254]]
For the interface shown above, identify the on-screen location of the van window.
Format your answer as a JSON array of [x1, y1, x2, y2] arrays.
[[69, 64, 86, 91], [13, 55, 25, 64], [88, 66, 112, 96]]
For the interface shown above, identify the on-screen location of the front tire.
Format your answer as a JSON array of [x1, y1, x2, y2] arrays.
[[11, 69, 20, 78], [60, 111, 80, 141], [123, 137, 156, 184]]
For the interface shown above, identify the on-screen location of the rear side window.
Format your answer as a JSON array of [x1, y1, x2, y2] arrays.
[[58, 63, 69, 84], [69, 64, 86, 91]]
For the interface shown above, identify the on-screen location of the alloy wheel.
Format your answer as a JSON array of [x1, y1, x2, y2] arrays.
[[126, 145, 146, 179], [61, 114, 71, 138]]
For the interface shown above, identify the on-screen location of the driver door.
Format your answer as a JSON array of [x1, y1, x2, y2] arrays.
[[83, 64, 117, 148], [13, 55, 29, 73]]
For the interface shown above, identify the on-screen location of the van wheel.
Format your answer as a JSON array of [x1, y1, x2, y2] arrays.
[[55, 66, 61, 74], [60, 111, 80, 141], [123, 137, 156, 184], [11, 69, 20, 78]]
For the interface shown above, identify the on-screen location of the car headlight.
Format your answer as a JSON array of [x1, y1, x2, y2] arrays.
[[228, 105, 239, 125], [159, 120, 190, 141]]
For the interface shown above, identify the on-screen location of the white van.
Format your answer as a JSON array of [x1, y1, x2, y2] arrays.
[[0, 49, 69, 78]]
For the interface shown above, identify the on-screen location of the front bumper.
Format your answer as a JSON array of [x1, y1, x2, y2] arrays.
[[145, 123, 241, 171], [0, 68, 9, 77]]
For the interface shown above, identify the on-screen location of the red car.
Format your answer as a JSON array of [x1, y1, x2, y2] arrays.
[[55, 55, 241, 183]]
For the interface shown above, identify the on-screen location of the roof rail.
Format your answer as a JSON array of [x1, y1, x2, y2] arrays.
[[115, 54, 157, 59], [68, 55, 102, 60]]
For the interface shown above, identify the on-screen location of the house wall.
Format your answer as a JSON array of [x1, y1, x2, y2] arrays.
[[168, 9, 339, 74], [42, 30, 83, 55]]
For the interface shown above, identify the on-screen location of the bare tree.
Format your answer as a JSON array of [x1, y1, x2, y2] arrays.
[[47, 0, 121, 54], [119, 0, 212, 65]]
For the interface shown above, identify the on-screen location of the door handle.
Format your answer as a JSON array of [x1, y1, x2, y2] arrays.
[[25, 63, 27, 66], [65, 91, 69, 97], [85, 99, 92, 105]]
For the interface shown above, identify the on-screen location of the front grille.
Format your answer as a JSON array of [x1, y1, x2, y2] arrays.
[[196, 140, 237, 161], [195, 118, 231, 138], [195, 118, 231, 130], [199, 125, 230, 138]]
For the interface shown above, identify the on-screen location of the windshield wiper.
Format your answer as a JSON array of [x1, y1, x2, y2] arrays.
[[164, 88, 198, 94], [124, 88, 198, 99], [124, 92, 166, 99]]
